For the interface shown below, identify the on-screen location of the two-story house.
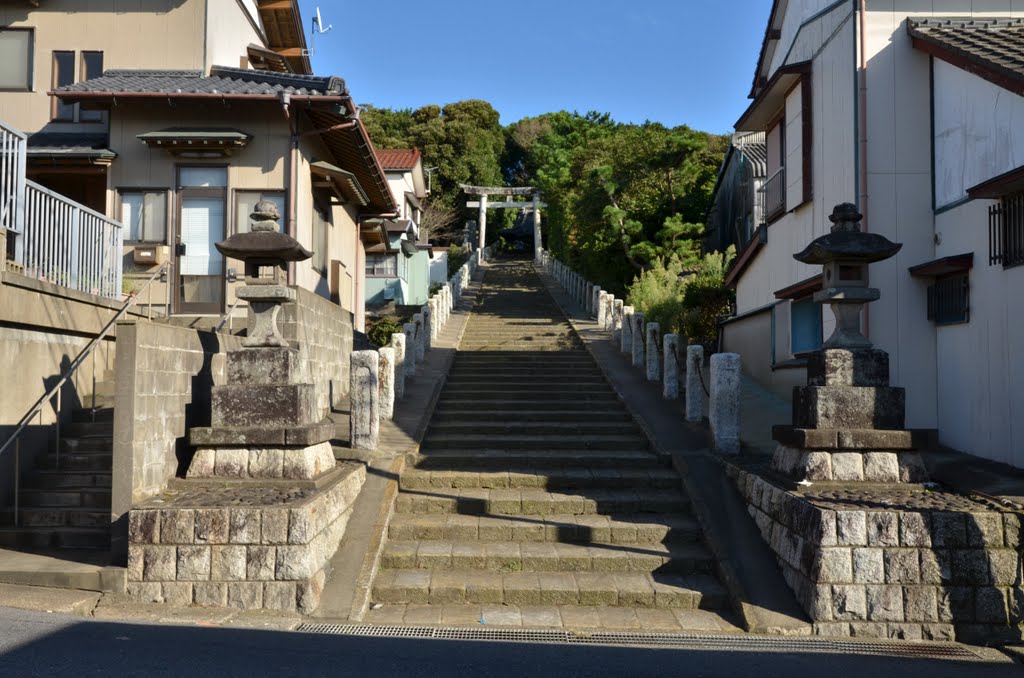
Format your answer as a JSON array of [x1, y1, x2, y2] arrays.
[[720, 1, 1024, 468]]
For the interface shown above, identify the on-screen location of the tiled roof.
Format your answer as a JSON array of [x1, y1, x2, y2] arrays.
[[26, 132, 115, 159], [55, 66, 346, 97], [908, 18, 1024, 92], [375, 148, 421, 171]]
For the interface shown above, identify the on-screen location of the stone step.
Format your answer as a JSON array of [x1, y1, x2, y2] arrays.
[[420, 434, 649, 451], [71, 407, 114, 424], [364, 603, 741, 632], [63, 421, 115, 437], [400, 467, 680, 491], [0, 507, 110, 528], [387, 513, 700, 544], [392, 488, 687, 516], [0, 526, 110, 551], [430, 410, 631, 424], [452, 355, 593, 364], [425, 422, 640, 437], [371, 569, 727, 610], [436, 399, 622, 411], [42, 453, 112, 472], [442, 381, 607, 391], [26, 471, 112, 490], [60, 437, 113, 454], [17, 488, 111, 509], [380, 540, 715, 575], [437, 390, 619, 401], [414, 450, 664, 469]]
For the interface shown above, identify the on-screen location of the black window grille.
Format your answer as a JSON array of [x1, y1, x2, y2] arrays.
[[989, 193, 1024, 268], [927, 273, 969, 325]]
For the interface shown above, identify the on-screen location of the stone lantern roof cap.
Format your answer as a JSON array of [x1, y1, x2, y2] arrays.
[[793, 203, 902, 265], [215, 201, 312, 264]]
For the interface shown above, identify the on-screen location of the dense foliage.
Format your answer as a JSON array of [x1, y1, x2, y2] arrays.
[[367, 317, 403, 348]]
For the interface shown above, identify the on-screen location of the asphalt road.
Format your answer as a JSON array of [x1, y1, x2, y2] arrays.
[[0, 607, 1018, 678]]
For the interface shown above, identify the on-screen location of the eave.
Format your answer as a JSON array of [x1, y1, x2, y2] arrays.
[[908, 253, 973, 278], [967, 164, 1024, 198], [774, 273, 823, 300], [736, 62, 810, 131], [724, 225, 768, 289]]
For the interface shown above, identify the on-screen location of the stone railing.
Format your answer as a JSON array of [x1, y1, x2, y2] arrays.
[[349, 255, 475, 450], [538, 249, 741, 455]]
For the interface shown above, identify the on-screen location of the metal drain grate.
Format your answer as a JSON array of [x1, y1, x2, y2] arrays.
[[295, 624, 985, 661]]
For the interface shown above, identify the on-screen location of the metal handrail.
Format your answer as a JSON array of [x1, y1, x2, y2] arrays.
[[214, 296, 244, 334], [0, 262, 167, 527]]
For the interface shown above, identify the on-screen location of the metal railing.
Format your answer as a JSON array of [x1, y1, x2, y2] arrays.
[[989, 194, 1024, 268], [0, 120, 27, 260], [20, 180, 124, 299], [759, 167, 786, 223], [0, 262, 166, 527]]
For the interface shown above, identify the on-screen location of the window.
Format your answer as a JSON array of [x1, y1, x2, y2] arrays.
[[0, 29, 32, 90], [366, 254, 397, 277], [120, 190, 167, 243], [79, 51, 103, 122], [790, 297, 822, 355], [989, 192, 1024, 268], [51, 51, 75, 120], [927, 273, 969, 325], [235, 191, 285, 234]]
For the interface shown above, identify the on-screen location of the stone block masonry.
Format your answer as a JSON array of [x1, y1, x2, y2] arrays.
[[645, 323, 660, 382], [126, 463, 365, 614], [709, 353, 741, 455], [663, 334, 680, 400], [350, 351, 380, 451], [727, 462, 1024, 644]]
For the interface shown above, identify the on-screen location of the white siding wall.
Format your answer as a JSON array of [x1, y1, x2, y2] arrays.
[[769, 0, 850, 76], [934, 60, 1024, 208], [934, 201, 1024, 467], [206, 0, 263, 71], [785, 83, 805, 210]]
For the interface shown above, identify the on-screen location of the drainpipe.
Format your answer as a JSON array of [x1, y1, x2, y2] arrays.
[[858, 0, 870, 340], [282, 92, 298, 285]]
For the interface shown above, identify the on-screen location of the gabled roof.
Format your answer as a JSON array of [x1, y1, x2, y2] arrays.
[[908, 18, 1024, 97], [375, 148, 422, 171], [54, 66, 346, 99], [256, 0, 312, 75]]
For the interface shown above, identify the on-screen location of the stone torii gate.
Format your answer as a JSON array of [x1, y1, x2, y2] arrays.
[[463, 185, 546, 262]]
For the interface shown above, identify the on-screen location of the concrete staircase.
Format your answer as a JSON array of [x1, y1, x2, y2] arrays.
[[368, 260, 735, 631], [0, 391, 114, 553]]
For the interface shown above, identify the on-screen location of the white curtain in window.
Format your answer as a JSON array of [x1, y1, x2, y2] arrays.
[[180, 167, 227, 188], [180, 197, 224, 276], [0, 32, 30, 89]]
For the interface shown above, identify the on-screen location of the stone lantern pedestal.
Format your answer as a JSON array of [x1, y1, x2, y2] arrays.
[[770, 204, 929, 484]]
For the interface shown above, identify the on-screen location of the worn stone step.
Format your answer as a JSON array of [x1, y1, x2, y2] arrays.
[[63, 421, 115, 437], [430, 410, 631, 424], [452, 355, 593, 363], [364, 603, 742, 632], [436, 390, 620, 402], [0, 508, 110, 528], [371, 569, 726, 609], [0, 526, 111, 551], [59, 437, 113, 454], [436, 399, 622, 411], [25, 471, 112, 490], [443, 381, 607, 391], [421, 434, 649, 451], [426, 422, 640, 437], [17, 488, 111, 509], [392, 488, 687, 516], [447, 368, 604, 377], [42, 453, 112, 472], [387, 513, 700, 544], [414, 449, 664, 469], [71, 407, 114, 424], [380, 540, 715, 575], [400, 467, 681, 491]]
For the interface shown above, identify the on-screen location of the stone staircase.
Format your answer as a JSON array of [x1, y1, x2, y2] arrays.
[[368, 260, 736, 631], [0, 387, 114, 554]]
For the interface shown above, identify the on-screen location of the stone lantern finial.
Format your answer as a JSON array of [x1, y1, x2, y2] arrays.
[[250, 200, 280, 233], [828, 202, 862, 233]]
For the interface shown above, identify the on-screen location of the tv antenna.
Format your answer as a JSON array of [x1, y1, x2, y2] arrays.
[[308, 7, 333, 57]]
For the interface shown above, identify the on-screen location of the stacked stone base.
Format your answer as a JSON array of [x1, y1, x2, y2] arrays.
[[126, 463, 365, 613], [726, 461, 1024, 644], [186, 440, 336, 481]]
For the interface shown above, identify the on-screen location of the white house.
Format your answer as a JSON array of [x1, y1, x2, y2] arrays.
[[722, 2, 1024, 468]]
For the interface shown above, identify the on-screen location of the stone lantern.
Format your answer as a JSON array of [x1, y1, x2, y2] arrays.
[[771, 204, 930, 485], [187, 201, 335, 481]]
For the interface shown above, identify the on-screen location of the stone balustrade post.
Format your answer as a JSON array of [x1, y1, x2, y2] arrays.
[[585, 283, 594, 314], [603, 295, 615, 331], [391, 333, 406, 400], [412, 313, 425, 362], [631, 312, 645, 369], [685, 345, 705, 423], [350, 350, 380, 450], [645, 322, 661, 382], [710, 353, 741, 455], [621, 306, 634, 354], [402, 323, 417, 378], [612, 299, 624, 343], [597, 291, 609, 328], [663, 334, 680, 399], [379, 347, 396, 421], [591, 286, 602, 319], [429, 298, 439, 340]]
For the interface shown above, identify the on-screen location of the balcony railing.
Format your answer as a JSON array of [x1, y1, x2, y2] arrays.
[[990, 193, 1024, 268], [1, 118, 123, 300], [759, 167, 786, 224], [1, 120, 27, 260]]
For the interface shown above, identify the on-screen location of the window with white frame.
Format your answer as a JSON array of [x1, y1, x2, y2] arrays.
[[120, 190, 168, 243], [366, 254, 397, 277]]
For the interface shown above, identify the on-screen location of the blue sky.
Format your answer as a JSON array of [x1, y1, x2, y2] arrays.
[[298, 0, 772, 134]]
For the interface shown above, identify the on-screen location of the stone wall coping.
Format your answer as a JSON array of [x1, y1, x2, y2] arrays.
[[190, 421, 334, 447], [772, 425, 932, 451]]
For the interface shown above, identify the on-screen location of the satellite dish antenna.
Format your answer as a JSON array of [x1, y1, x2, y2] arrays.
[[309, 7, 332, 57]]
